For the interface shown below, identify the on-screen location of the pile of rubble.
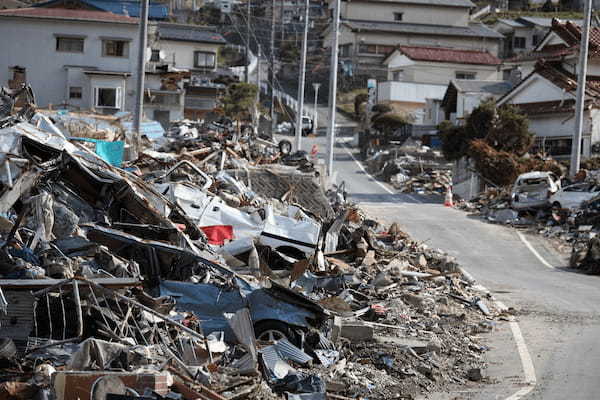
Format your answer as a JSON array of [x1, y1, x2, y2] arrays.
[[365, 141, 453, 196], [0, 85, 498, 399]]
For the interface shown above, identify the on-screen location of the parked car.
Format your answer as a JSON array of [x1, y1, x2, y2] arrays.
[[549, 182, 600, 209], [511, 171, 561, 210]]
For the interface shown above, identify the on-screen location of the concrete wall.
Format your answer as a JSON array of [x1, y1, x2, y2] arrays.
[[343, 2, 469, 27], [388, 60, 500, 85], [378, 81, 447, 104], [0, 16, 138, 111], [156, 39, 221, 71]]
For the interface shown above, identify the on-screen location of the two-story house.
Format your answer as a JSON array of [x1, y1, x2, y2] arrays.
[[150, 22, 227, 120], [0, 8, 140, 113], [497, 20, 600, 159], [376, 45, 502, 122], [322, 0, 503, 79]]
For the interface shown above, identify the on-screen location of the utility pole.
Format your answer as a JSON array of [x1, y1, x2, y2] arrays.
[[245, 0, 251, 83], [280, 0, 284, 43], [312, 82, 320, 134], [255, 44, 261, 133], [326, 0, 340, 176], [570, 0, 592, 177], [270, 0, 277, 135], [294, 0, 309, 150], [133, 0, 149, 157]]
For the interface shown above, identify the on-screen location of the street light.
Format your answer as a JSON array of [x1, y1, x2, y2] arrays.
[[312, 83, 321, 134]]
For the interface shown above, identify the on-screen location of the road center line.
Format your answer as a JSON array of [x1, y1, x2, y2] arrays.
[[516, 231, 555, 269], [342, 146, 423, 203]]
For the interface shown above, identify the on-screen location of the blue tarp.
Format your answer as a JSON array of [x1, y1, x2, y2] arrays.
[[70, 138, 125, 167], [33, 0, 168, 19], [87, 0, 169, 19]]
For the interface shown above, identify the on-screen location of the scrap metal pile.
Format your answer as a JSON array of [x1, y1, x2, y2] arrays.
[[365, 141, 452, 196], [146, 118, 314, 175], [0, 87, 498, 400]]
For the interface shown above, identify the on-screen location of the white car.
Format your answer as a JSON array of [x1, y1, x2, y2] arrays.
[[511, 171, 561, 210], [549, 182, 600, 209]]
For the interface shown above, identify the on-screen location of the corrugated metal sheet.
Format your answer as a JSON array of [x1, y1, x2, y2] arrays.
[[0, 291, 34, 342]]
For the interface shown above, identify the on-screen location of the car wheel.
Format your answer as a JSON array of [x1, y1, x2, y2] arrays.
[[254, 320, 299, 345], [278, 140, 292, 155]]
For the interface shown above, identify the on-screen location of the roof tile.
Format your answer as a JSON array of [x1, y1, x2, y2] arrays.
[[0, 7, 137, 23], [397, 45, 501, 65]]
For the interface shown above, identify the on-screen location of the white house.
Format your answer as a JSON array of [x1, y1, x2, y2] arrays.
[[377, 46, 501, 123], [498, 20, 600, 159], [0, 8, 140, 113]]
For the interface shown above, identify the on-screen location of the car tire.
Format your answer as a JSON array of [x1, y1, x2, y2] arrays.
[[254, 320, 299, 345], [278, 140, 292, 155]]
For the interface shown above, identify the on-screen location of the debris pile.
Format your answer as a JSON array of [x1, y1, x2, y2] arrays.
[[0, 86, 498, 399], [365, 141, 452, 195]]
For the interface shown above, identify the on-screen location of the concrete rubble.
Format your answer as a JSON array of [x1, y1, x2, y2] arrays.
[[0, 86, 499, 399]]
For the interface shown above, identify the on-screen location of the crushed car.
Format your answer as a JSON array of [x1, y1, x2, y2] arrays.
[[511, 171, 561, 210]]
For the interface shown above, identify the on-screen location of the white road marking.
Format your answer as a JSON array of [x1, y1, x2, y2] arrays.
[[342, 144, 538, 399], [342, 146, 424, 204], [516, 231, 555, 269]]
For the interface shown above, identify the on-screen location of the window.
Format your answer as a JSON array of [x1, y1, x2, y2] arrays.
[[359, 44, 378, 54], [103, 40, 128, 57], [532, 34, 541, 46], [339, 44, 351, 57], [56, 37, 84, 53], [392, 70, 403, 81], [69, 86, 82, 99], [394, 12, 403, 21], [94, 87, 122, 109], [150, 49, 161, 62], [194, 51, 216, 68], [514, 36, 526, 49], [455, 71, 476, 80]]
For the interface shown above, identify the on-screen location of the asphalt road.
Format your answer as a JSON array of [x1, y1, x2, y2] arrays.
[[283, 132, 600, 399]]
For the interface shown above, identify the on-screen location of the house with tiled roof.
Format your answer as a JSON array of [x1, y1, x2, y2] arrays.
[[498, 57, 600, 159], [322, 0, 502, 80], [148, 23, 228, 120], [502, 18, 600, 79], [376, 45, 502, 122]]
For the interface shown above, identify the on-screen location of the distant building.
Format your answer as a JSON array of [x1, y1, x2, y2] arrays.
[[150, 22, 228, 120], [498, 20, 600, 159], [377, 45, 502, 123], [322, 0, 502, 80]]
